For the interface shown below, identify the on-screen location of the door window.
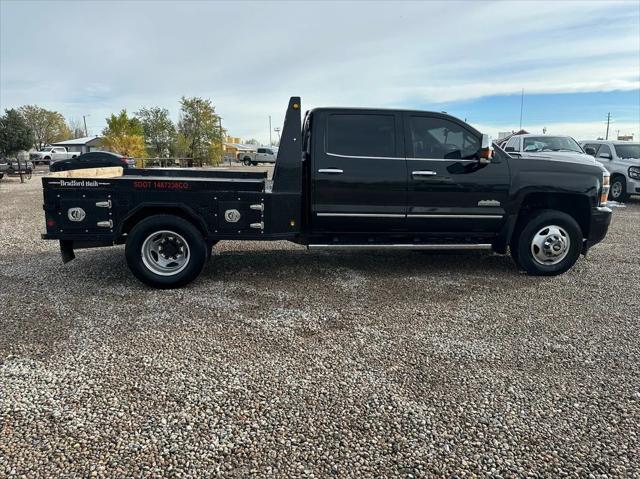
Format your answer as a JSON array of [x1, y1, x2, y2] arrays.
[[408, 116, 479, 159], [597, 144, 612, 158], [327, 114, 395, 158], [583, 143, 599, 155], [257, 148, 266, 154], [506, 137, 519, 150]]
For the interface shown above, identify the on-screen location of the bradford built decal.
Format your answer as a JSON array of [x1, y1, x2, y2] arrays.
[[52, 179, 106, 187], [133, 180, 191, 190]]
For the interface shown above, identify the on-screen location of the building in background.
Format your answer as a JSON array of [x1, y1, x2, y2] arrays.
[[223, 136, 256, 162], [51, 136, 103, 155]]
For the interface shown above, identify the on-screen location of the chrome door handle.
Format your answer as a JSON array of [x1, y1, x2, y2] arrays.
[[412, 170, 437, 176], [318, 168, 343, 174]]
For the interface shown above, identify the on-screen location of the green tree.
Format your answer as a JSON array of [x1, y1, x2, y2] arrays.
[[177, 96, 223, 165], [101, 110, 146, 157], [18, 105, 69, 150], [135, 107, 175, 158], [0, 109, 35, 157]]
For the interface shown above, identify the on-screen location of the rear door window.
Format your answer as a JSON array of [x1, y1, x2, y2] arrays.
[[327, 114, 395, 158]]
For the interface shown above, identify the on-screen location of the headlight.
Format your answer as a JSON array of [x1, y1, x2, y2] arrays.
[[629, 166, 640, 180], [600, 172, 610, 206]]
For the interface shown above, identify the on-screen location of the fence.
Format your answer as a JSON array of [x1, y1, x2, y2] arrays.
[[134, 157, 236, 168]]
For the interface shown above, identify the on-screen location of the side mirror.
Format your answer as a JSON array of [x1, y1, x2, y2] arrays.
[[504, 146, 516, 152], [479, 134, 493, 164], [599, 153, 612, 160], [584, 147, 596, 156]]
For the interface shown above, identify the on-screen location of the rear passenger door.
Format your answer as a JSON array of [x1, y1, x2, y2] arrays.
[[404, 113, 510, 234], [312, 111, 406, 233]]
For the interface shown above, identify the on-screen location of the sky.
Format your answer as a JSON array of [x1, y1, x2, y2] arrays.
[[1, 0, 639, 144]]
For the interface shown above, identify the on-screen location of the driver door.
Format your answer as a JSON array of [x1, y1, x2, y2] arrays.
[[404, 113, 510, 234]]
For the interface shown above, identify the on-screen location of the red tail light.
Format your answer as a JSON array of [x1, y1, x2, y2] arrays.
[[46, 219, 56, 227], [120, 157, 128, 165]]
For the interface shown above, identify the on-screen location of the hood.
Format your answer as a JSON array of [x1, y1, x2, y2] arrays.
[[617, 156, 640, 166], [518, 151, 597, 166]]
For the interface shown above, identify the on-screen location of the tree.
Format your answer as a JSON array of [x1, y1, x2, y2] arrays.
[[67, 118, 86, 139], [101, 110, 147, 157], [135, 107, 175, 158], [18, 105, 70, 150], [244, 138, 259, 146], [177, 96, 223, 165], [0, 109, 35, 157]]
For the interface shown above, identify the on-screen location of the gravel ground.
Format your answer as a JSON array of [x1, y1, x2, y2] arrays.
[[0, 172, 639, 478]]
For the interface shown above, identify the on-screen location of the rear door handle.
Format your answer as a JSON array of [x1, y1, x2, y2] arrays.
[[412, 170, 437, 176], [318, 168, 343, 174]]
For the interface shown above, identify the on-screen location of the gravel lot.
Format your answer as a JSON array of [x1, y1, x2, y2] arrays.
[[1, 171, 639, 478]]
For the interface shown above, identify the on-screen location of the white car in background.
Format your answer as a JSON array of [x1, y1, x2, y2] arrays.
[[579, 140, 640, 202], [501, 134, 595, 165]]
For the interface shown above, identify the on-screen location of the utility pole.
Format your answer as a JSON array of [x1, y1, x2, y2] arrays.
[[605, 112, 611, 140], [519, 88, 524, 130], [83, 115, 88, 136], [268, 116, 272, 146]]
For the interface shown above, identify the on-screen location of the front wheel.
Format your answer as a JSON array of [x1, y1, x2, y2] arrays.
[[243, 158, 252, 166], [125, 215, 207, 288], [513, 210, 582, 276], [609, 176, 628, 202]]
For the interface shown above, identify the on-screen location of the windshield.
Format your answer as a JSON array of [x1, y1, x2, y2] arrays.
[[522, 136, 583, 153], [614, 144, 640, 159]]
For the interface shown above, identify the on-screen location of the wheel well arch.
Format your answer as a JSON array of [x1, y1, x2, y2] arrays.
[[120, 205, 208, 238], [514, 192, 591, 239], [610, 172, 626, 183]]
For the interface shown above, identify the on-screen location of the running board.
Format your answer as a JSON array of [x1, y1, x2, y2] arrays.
[[307, 244, 493, 251]]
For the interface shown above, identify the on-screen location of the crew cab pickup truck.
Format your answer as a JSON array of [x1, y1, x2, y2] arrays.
[[41, 97, 612, 288], [31, 146, 78, 165], [238, 147, 277, 166]]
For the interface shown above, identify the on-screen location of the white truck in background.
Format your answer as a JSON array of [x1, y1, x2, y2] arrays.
[[30, 146, 78, 165], [237, 147, 277, 166]]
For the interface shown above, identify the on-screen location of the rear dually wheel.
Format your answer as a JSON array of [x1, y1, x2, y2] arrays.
[[125, 215, 207, 288]]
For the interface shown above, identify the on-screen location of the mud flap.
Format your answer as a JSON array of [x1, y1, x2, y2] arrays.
[[60, 240, 76, 263]]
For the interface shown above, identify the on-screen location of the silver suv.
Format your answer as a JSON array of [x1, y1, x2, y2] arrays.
[[580, 140, 640, 201]]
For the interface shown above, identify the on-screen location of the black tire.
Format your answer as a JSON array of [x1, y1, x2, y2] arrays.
[[125, 215, 207, 289], [514, 209, 582, 276], [251, 162, 257, 166], [243, 158, 252, 166], [609, 175, 628, 202]]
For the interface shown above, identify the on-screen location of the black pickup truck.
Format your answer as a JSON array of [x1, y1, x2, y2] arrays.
[[41, 97, 612, 288]]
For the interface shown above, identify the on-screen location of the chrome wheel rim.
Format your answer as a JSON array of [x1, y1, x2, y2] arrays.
[[610, 181, 622, 199], [530, 225, 570, 266], [141, 230, 190, 276]]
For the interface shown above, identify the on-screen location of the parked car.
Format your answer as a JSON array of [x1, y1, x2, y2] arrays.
[[579, 140, 640, 201], [41, 97, 612, 288], [49, 151, 136, 172], [30, 146, 78, 165], [237, 147, 277, 166], [501, 134, 595, 165]]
